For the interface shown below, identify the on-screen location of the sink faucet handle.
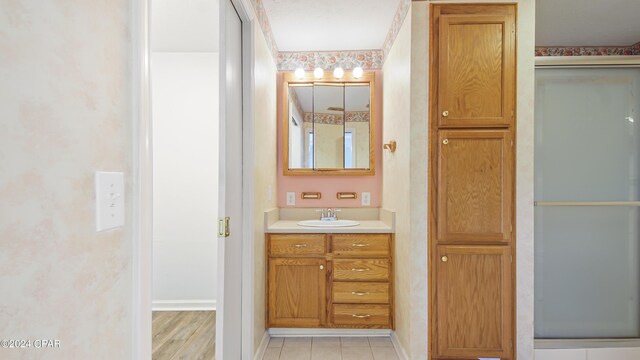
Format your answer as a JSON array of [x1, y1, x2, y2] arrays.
[[315, 208, 326, 219], [334, 209, 341, 220]]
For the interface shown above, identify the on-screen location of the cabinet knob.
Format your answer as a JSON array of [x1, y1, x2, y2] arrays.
[[442, 110, 449, 117], [442, 139, 449, 145], [441, 256, 448, 262], [320, 264, 324, 270]]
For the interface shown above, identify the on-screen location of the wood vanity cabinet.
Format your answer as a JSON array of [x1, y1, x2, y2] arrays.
[[430, 3, 516, 360], [266, 233, 394, 329]]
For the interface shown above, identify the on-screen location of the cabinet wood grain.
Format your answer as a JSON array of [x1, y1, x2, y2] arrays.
[[331, 234, 390, 257], [436, 5, 515, 128], [435, 245, 512, 359], [332, 282, 389, 304], [269, 234, 326, 257], [437, 130, 512, 243], [332, 259, 389, 281], [268, 258, 326, 327]]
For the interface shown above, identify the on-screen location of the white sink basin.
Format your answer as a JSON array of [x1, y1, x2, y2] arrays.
[[297, 219, 360, 227]]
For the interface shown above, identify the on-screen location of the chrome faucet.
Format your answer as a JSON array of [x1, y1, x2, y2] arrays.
[[317, 208, 340, 221]]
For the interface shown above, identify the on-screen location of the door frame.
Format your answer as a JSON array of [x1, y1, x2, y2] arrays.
[[131, 0, 257, 358]]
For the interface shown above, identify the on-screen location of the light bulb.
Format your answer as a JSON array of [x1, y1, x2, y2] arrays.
[[294, 68, 305, 79], [314, 67, 324, 79], [333, 67, 344, 79], [353, 66, 364, 79]]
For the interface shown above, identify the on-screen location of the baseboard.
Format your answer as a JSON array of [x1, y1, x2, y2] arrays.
[[152, 300, 216, 311], [390, 331, 409, 360], [268, 328, 392, 337], [254, 331, 270, 360]]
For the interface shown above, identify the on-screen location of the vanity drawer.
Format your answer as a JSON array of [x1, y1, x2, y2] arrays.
[[332, 259, 389, 281], [331, 234, 390, 257], [269, 234, 326, 256], [332, 304, 390, 326], [332, 282, 389, 304]]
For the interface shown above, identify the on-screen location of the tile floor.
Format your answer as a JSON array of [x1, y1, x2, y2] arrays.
[[262, 336, 400, 360]]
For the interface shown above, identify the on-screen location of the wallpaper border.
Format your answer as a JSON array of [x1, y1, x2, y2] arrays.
[[535, 41, 640, 56]]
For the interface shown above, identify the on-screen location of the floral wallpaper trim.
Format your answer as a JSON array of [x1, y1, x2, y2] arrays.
[[250, 0, 279, 62], [303, 112, 370, 124], [535, 41, 640, 56], [382, 0, 411, 61], [277, 50, 384, 71]]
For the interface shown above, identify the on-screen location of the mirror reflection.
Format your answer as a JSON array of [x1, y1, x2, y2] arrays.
[[287, 83, 371, 171]]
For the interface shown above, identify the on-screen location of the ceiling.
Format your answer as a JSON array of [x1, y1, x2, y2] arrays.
[[151, 0, 219, 52], [262, 0, 401, 51], [536, 0, 640, 47]]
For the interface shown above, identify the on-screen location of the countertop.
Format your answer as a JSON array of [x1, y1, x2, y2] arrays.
[[264, 208, 395, 234]]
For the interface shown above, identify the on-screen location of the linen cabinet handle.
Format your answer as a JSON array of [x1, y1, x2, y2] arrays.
[[441, 256, 448, 262], [351, 268, 371, 272], [351, 291, 370, 296], [291, 244, 308, 248], [351, 243, 370, 247], [442, 110, 449, 117]]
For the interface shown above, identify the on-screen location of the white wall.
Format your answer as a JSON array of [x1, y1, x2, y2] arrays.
[[151, 52, 219, 309], [0, 1, 133, 358], [382, 5, 416, 358]]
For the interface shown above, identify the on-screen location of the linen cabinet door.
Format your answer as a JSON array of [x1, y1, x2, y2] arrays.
[[268, 258, 326, 327], [437, 130, 512, 243], [436, 5, 516, 128], [436, 245, 512, 359]]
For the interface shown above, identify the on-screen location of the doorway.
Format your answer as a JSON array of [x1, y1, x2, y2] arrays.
[[136, 0, 251, 358]]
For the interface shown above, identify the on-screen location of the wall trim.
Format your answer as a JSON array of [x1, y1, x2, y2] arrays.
[[390, 331, 409, 360], [535, 55, 640, 67], [253, 331, 270, 360], [152, 300, 216, 311], [268, 328, 392, 337]]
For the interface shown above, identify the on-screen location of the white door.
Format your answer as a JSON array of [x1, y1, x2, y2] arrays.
[[216, 0, 243, 358]]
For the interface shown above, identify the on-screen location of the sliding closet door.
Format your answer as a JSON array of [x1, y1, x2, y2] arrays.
[[535, 67, 640, 338]]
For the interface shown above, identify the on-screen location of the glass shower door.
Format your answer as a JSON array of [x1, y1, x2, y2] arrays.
[[534, 67, 640, 339]]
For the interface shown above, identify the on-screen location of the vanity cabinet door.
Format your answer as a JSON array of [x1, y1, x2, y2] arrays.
[[436, 245, 512, 359], [437, 130, 512, 243], [268, 258, 326, 328], [436, 5, 515, 128]]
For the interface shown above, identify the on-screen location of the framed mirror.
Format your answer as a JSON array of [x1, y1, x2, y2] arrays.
[[283, 71, 375, 176]]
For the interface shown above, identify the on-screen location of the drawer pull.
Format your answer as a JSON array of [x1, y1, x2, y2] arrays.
[[351, 291, 370, 296], [351, 268, 371, 272], [351, 243, 370, 247], [291, 244, 308, 248], [352, 314, 371, 319]]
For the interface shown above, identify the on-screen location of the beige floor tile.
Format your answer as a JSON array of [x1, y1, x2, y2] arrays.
[[342, 346, 374, 360], [279, 346, 312, 360], [262, 347, 282, 360], [283, 337, 312, 348], [341, 337, 370, 347], [311, 345, 342, 360], [371, 346, 399, 360], [268, 337, 284, 348], [312, 337, 341, 348], [368, 337, 393, 348]]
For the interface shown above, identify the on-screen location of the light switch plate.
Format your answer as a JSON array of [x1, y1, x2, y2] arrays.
[[286, 192, 296, 206], [361, 192, 371, 206], [95, 171, 124, 232]]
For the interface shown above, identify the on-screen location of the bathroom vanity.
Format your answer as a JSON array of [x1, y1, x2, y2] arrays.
[[265, 209, 395, 329]]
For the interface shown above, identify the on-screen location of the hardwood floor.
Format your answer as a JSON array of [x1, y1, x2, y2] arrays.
[[152, 311, 215, 360]]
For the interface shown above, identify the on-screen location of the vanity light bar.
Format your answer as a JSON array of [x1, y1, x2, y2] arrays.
[[294, 66, 365, 79]]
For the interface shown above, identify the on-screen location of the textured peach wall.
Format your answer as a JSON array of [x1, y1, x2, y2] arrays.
[[0, 1, 132, 359], [276, 71, 383, 208], [253, 24, 278, 354]]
